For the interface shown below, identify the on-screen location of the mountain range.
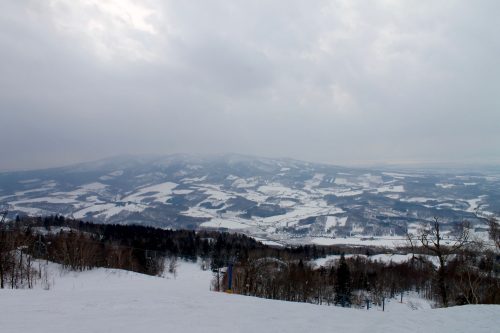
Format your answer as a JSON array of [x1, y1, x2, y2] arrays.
[[1, 154, 498, 246]]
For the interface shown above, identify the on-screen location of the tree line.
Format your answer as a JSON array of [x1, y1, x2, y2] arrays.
[[1, 215, 498, 308], [223, 248, 498, 308], [1, 215, 369, 287], [221, 217, 500, 307]]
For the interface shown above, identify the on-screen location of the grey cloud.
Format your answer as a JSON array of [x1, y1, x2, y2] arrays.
[[0, 0, 499, 170]]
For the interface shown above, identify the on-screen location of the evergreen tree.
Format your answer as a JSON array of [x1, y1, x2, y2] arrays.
[[334, 253, 352, 307]]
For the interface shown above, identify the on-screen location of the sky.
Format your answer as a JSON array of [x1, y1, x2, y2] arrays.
[[1, 0, 499, 171]]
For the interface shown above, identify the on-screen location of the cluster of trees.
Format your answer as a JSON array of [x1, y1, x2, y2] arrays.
[[0, 215, 267, 280], [224, 247, 498, 307], [0, 228, 40, 289], [10, 215, 378, 271], [406, 217, 499, 306], [221, 218, 499, 308], [1, 216, 348, 283], [0, 215, 387, 289], [2, 215, 498, 309], [223, 254, 423, 306]]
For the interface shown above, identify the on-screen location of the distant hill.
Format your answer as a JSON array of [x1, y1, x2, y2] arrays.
[[1, 154, 498, 245]]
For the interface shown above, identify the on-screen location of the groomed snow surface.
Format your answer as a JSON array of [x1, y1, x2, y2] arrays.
[[1, 262, 498, 333]]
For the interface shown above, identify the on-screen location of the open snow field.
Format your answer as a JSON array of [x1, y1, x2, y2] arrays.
[[0, 262, 498, 333]]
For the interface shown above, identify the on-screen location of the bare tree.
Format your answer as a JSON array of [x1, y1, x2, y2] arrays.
[[454, 244, 485, 304], [487, 217, 499, 250], [168, 256, 178, 279], [416, 217, 470, 307]]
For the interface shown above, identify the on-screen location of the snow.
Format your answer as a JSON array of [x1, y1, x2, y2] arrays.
[[313, 253, 427, 267], [14, 187, 52, 196], [74, 202, 147, 219], [313, 254, 363, 266], [260, 240, 284, 247], [232, 178, 258, 188], [258, 184, 298, 197], [78, 182, 108, 192], [369, 253, 415, 264], [122, 181, 178, 203], [50, 182, 108, 198], [304, 173, 324, 189], [240, 189, 268, 203], [98, 203, 146, 218], [311, 236, 407, 248], [313, 254, 422, 267], [436, 183, 455, 189], [251, 237, 285, 247], [6, 206, 46, 215], [18, 178, 41, 184], [334, 177, 349, 185], [72, 203, 117, 219], [324, 216, 348, 230], [260, 202, 340, 227], [331, 189, 364, 197], [382, 172, 422, 178], [199, 186, 235, 202], [85, 195, 104, 203], [181, 175, 207, 183], [100, 170, 124, 180], [279, 199, 298, 207], [0, 195, 11, 201], [32, 226, 73, 235], [179, 207, 214, 218], [361, 173, 383, 184], [200, 218, 250, 230], [313, 253, 438, 269], [172, 189, 194, 195], [0, 261, 497, 333], [10, 197, 78, 205], [8, 182, 110, 213], [186, 164, 203, 170], [465, 196, 487, 213], [108, 170, 124, 177], [401, 197, 435, 203], [11, 187, 49, 198], [376, 185, 405, 193]]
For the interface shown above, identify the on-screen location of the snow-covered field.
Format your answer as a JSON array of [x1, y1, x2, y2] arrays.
[[1, 262, 498, 333], [2, 155, 499, 247], [310, 235, 407, 247], [312, 253, 441, 267]]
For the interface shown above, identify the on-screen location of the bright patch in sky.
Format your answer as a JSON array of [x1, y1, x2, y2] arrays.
[[47, 0, 161, 62]]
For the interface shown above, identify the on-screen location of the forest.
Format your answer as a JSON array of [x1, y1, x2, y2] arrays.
[[0, 215, 498, 308]]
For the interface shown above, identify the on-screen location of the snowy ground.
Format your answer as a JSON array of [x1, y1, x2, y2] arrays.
[[0, 262, 498, 333], [310, 235, 407, 247], [312, 253, 441, 267]]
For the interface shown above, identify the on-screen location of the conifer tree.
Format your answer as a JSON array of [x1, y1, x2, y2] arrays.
[[334, 253, 352, 307]]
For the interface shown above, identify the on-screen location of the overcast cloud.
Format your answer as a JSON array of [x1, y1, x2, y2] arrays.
[[1, 0, 499, 170]]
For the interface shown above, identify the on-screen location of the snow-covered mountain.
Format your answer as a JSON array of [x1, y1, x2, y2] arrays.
[[1, 154, 498, 246]]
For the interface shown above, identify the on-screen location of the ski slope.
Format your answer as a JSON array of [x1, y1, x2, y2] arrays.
[[0, 262, 498, 333]]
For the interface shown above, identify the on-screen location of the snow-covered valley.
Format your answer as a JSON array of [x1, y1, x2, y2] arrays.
[[1, 155, 499, 246]]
